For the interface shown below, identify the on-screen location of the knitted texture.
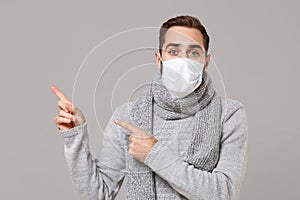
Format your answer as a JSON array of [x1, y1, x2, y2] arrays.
[[125, 70, 222, 200]]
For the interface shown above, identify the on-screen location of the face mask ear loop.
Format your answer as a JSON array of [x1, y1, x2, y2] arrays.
[[158, 53, 164, 63], [158, 52, 164, 75]]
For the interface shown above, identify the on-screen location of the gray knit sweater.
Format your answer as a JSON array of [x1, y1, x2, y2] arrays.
[[58, 97, 248, 200]]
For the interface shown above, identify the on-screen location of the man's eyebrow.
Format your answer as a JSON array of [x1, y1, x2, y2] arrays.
[[164, 43, 181, 49], [164, 43, 204, 51], [188, 44, 204, 51]]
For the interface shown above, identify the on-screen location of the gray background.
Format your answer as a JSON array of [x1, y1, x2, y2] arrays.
[[1, 0, 299, 199]]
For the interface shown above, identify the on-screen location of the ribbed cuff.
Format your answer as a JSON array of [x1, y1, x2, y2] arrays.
[[57, 121, 87, 138], [144, 141, 165, 165], [144, 139, 180, 173]]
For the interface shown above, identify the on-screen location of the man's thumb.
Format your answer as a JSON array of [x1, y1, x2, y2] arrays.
[[65, 103, 74, 113]]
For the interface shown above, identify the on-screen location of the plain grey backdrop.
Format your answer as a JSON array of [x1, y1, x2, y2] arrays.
[[1, 0, 299, 199]]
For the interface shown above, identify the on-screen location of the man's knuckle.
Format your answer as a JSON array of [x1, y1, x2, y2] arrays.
[[128, 149, 133, 154], [130, 136, 136, 141], [129, 143, 134, 149], [58, 100, 63, 106]]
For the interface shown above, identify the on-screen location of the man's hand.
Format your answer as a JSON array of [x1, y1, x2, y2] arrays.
[[51, 85, 86, 131], [114, 119, 158, 163]]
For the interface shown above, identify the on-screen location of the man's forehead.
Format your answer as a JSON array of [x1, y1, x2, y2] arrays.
[[163, 26, 205, 49]]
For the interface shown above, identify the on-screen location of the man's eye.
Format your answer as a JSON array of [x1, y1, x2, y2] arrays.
[[169, 49, 178, 55], [189, 50, 200, 56]]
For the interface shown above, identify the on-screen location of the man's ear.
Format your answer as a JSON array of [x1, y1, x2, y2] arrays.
[[204, 53, 211, 70], [155, 51, 161, 70]]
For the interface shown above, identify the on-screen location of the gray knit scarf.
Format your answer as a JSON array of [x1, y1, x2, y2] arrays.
[[124, 69, 222, 200]]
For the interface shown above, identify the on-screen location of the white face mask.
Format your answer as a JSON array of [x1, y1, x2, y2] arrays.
[[160, 56, 205, 98]]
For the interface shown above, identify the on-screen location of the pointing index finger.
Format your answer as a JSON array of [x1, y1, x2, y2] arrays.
[[114, 119, 141, 134], [50, 85, 71, 103]]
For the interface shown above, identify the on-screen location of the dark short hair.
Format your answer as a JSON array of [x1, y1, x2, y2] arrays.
[[159, 15, 210, 55]]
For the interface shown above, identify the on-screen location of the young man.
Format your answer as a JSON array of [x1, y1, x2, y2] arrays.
[[51, 15, 248, 200]]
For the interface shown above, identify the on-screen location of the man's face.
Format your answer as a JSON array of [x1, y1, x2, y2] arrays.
[[155, 26, 210, 71]]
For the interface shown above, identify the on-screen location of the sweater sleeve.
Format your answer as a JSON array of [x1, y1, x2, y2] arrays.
[[144, 103, 248, 200], [57, 110, 126, 200]]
